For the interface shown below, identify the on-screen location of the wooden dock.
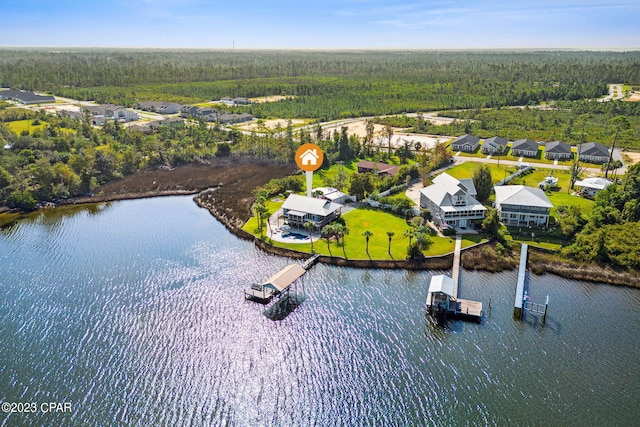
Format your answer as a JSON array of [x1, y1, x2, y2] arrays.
[[426, 236, 482, 322], [245, 255, 318, 303], [451, 235, 462, 299], [514, 244, 528, 319], [513, 243, 550, 322]]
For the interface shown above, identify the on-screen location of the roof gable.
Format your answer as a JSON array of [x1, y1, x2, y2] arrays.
[[494, 185, 553, 208], [512, 139, 539, 151], [545, 141, 571, 153]]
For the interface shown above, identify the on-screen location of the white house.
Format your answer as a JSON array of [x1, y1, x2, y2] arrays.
[[281, 194, 342, 230], [420, 173, 486, 228], [494, 185, 554, 228], [313, 187, 351, 204], [574, 177, 613, 197]]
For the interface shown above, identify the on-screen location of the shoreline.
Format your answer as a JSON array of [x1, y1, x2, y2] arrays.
[[2, 159, 638, 288], [193, 189, 640, 288]]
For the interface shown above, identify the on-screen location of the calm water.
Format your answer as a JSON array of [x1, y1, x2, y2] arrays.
[[1, 196, 639, 427]]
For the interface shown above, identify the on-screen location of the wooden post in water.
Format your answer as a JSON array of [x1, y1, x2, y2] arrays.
[[542, 295, 549, 323]]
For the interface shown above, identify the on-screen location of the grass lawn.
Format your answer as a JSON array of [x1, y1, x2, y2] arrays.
[[7, 119, 47, 135], [243, 202, 486, 260], [445, 161, 510, 183]]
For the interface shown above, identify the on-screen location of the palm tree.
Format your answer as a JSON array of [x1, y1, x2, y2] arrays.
[[386, 231, 395, 254], [403, 228, 415, 249], [322, 223, 336, 255], [334, 224, 349, 258], [362, 230, 373, 254], [305, 221, 315, 253], [252, 201, 267, 233]]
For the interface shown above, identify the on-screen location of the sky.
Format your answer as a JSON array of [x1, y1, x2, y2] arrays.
[[1, 0, 639, 50]]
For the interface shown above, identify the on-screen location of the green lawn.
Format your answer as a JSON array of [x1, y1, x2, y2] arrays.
[[7, 119, 47, 135], [243, 202, 485, 260]]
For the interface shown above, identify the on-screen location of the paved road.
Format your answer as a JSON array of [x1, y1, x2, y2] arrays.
[[599, 83, 624, 102]]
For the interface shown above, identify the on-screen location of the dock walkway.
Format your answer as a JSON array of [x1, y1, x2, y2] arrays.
[[451, 235, 462, 299], [426, 235, 482, 322], [514, 244, 528, 319]]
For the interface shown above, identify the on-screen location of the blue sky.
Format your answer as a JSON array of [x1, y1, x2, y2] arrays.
[[1, 0, 639, 49]]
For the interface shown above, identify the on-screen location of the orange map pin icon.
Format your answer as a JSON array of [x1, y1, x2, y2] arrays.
[[295, 143, 324, 172]]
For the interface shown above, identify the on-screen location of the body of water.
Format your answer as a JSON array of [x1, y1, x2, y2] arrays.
[[1, 196, 639, 426]]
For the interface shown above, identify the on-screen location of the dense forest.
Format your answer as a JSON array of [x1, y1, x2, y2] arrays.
[[1, 49, 639, 210], [376, 100, 640, 149], [2, 49, 639, 119]]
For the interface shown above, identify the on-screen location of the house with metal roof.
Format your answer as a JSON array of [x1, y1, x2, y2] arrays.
[[481, 136, 508, 154], [574, 177, 613, 197], [282, 194, 343, 231], [544, 141, 572, 160], [419, 172, 486, 228], [511, 139, 540, 158], [578, 142, 609, 164], [494, 185, 554, 228], [356, 161, 399, 177], [451, 134, 480, 152]]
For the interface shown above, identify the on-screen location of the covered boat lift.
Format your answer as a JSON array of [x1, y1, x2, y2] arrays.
[[245, 264, 307, 303]]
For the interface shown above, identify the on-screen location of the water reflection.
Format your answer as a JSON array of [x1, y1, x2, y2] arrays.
[[0, 196, 638, 427]]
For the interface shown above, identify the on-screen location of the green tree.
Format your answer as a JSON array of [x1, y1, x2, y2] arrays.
[[481, 207, 501, 240], [362, 230, 373, 254], [386, 231, 394, 254], [605, 116, 630, 178], [472, 164, 493, 204], [305, 221, 315, 253], [348, 172, 374, 201]]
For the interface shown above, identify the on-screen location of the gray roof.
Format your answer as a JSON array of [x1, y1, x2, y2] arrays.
[[421, 173, 485, 213], [511, 139, 539, 152], [579, 142, 609, 157], [282, 194, 342, 217], [0, 89, 55, 103], [452, 134, 480, 146], [545, 140, 571, 154], [483, 136, 508, 150], [494, 185, 553, 209]]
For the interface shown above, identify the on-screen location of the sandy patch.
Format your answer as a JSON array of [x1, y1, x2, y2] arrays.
[[324, 119, 452, 150], [236, 118, 307, 131], [624, 92, 640, 102], [250, 95, 294, 103], [622, 151, 640, 165]]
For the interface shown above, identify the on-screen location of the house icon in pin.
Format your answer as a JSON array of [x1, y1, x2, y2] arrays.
[[299, 148, 319, 166]]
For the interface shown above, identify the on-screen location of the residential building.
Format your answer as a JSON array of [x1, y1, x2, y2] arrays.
[[136, 101, 182, 114], [481, 136, 508, 154], [84, 104, 138, 123], [313, 187, 351, 205], [494, 185, 553, 228], [356, 161, 399, 177], [0, 89, 55, 104], [281, 194, 343, 231], [451, 134, 480, 152], [511, 139, 539, 157], [106, 106, 139, 122], [544, 141, 572, 160], [574, 177, 613, 197], [578, 142, 609, 163], [419, 172, 486, 228], [221, 97, 251, 105], [218, 112, 253, 124]]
